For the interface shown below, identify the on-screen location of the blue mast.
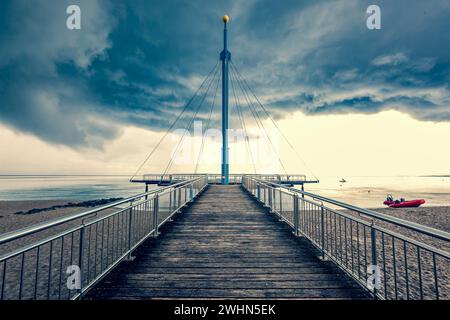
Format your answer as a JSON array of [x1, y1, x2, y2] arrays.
[[220, 15, 231, 185]]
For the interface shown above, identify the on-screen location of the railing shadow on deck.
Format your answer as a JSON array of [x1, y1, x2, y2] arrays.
[[242, 176, 450, 300], [0, 176, 208, 300]]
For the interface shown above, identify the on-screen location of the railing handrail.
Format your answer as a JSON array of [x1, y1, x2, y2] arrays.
[[138, 173, 310, 178], [247, 176, 450, 242], [0, 177, 204, 245]]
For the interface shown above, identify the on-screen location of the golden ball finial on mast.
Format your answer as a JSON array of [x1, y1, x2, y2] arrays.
[[223, 15, 230, 24]]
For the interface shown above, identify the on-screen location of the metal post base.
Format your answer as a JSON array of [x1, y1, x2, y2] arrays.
[[125, 255, 136, 262], [318, 254, 328, 261], [152, 232, 160, 238]]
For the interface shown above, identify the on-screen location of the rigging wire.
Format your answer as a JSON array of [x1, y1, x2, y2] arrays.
[[229, 67, 257, 174], [163, 64, 220, 176], [194, 72, 221, 174], [230, 63, 288, 174], [231, 64, 287, 174], [130, 58, 318, 181], [231, 61, 319, 181], [129, 61, 220, 181]]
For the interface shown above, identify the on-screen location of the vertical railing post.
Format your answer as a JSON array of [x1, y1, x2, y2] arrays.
[[152, 194, 160, 238], [127, 201, 134, 260], [279, 189, 283, 216], [169, 188, 172, 213], [78, 225, 85, 297], [273, 188, 276, 212], [167, 190, 175, 223], [144, 184, 149, 227], [178, 187, 182, 209], [190, 184, 194, 201], [173, 189, 177, 210], [268, 186, 273, 209], [320, 205, 326, 260], [370, 222, 378, 297], [293, 194, 299, 236], [257, 184, 261, 201]]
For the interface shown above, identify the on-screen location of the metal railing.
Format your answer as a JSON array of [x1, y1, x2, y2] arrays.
[[204, 174, 308, 184], [137, 174, 311, 185], [242, 176, 450, 300], [0, 176, 208, 300], [142, 174, 200, 183], [205, 174, 243, 184]]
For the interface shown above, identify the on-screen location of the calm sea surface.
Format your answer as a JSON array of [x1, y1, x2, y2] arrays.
[[0, 175, 449, 208], [0, 175, 144, 201], [307, 176, 450, 208]]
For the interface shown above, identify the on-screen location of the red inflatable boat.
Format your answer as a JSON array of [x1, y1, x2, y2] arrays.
[[384, 194, 425, 208]]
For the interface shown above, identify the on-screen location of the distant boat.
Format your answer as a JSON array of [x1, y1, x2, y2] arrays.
[[383, 194, 425, 208], [339, 178, 347, 183]]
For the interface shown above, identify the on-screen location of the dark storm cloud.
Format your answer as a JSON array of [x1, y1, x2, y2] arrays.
[[0, 0, 449, 148]]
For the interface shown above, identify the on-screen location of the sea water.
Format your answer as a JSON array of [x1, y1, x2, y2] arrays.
[[0, 175, 145, 201], [0, 175, 449, 208], [306, 175, 450, 208]]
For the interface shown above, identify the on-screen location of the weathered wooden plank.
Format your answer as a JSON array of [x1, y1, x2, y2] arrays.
[[140, 252, 315, 257], [89, 287, 369, 299], [102, 273, 348, 282], [130, 262, 325, 268], [135, 256, 320, 263], [111, 267, 342, 275], [139, 250, 319, 256], [99, 279, 362, 290]]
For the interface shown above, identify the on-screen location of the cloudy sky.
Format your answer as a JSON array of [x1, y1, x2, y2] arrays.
[[0, 0, 449, 177]]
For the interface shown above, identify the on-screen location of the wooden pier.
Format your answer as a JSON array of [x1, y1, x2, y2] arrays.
[[1, 14, 448, 301], [87, 185, 369, 299]]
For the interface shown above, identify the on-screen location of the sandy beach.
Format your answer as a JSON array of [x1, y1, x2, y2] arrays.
[[0, 199, 120, 259], [0, 200, 121, 234], [367, 206, 450, 233]]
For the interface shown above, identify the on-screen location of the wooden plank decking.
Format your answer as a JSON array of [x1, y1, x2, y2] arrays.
[[87, 185, 369, 299]]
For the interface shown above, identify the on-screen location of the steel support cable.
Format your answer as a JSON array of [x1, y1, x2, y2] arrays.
[[231, 62, 289, 174], [194, 73, 221, 174], [230, 69, 257, 174], [233, 66, 287, 175], [231, 61, 319, 181], [230, 67, 257, 174], [163, 66, 220, 176], [130, 61, 220, 181], [163, 65, 220, 176], [230, 63, 288, 174]]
